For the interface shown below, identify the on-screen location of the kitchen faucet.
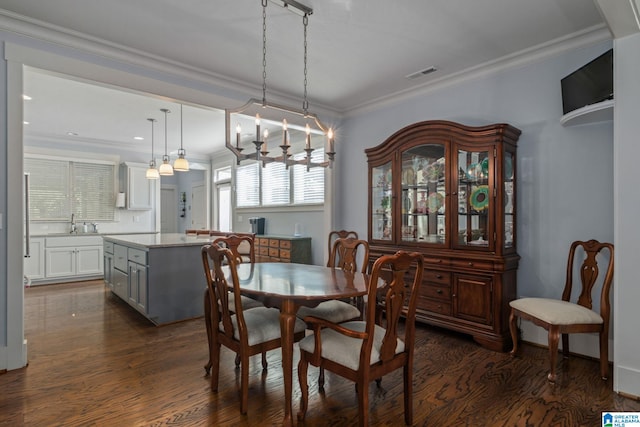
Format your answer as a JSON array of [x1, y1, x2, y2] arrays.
[[70, 213, 77, 234]]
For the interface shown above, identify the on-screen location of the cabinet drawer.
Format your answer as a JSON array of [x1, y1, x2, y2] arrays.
[[114, 245, 128, 272], [424, 270, 450, 285], [418, 296, 451, 315], [128, 248, 147, 265], [423, 256, 450, 267], [259, 247, 269, 256], [259, 238, 270, 247], [450, 259, 494, 271], [421, 285, 451, 301], [269, 239, 280, 248], [280, 240, 291, 249], [104, 241, 114, 254], [279, 249, 291, 260], [269, 248, 280, 257]]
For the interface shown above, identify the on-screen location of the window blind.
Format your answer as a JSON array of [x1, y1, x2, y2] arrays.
[[25, 158, 70, 221], [25, 157, 115, 221], [262, 161, 290, 205], [236, 162, 260, 207], [72, 162, 115, 221], [293, 149, 325, 204]]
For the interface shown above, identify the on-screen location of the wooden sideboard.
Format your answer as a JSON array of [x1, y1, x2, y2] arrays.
[[255, 235, 312, 264]]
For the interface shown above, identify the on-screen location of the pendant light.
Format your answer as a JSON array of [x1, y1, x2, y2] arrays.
[[145, 118, 160, 180], [158, 108, 174, 176], [173, 104, 190, 171]]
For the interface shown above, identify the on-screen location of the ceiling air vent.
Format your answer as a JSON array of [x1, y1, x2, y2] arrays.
[[406, 66, 437, 80]]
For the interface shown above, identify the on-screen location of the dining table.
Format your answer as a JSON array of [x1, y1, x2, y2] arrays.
[[221, 262, 372, 426]]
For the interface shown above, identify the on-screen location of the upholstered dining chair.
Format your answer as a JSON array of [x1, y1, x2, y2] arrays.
[[296, 236, 370, 385], [297, 250, 424, 426], [201, 244, 306, 414], [509, 239, 614, 382], [204, 234, 264, 374]]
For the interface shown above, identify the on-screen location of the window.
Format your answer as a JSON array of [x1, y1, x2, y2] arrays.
[[293, 149, 325, 204], [262, 161, 290, 205], [25, 157, 116, 221], [236, 162, 260, 207], [234, 149, 325, 208]]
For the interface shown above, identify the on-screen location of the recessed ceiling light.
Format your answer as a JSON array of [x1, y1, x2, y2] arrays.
[[23, 121, 30, 125], [22, 94, 32, 101], [405, 66, 438, 80], [133, 136, 144, 140], [67, 132, 78, 136]]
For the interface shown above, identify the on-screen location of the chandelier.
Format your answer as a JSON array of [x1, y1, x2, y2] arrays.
[[225, 0, 335, 170]]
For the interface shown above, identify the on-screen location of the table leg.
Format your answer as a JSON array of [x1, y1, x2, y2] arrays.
[[280, 299, 297, 427]]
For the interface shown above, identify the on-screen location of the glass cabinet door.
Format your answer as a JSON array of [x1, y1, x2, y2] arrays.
[[504, 150, 515, 249], [371, 161, 392, 240], [456, 147, 490, 248], [400, 144, 446, 244]]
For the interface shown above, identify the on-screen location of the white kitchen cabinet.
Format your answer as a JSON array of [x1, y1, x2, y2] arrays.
[[45, 236, 104, 280], [120, 162, 153, 210], [24, 237, 45, 282]]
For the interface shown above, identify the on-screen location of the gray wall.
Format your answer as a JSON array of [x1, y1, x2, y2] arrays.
[[337, 39, 614, 352]]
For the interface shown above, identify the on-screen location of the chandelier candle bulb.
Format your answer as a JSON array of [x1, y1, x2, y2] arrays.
[[263, 129, 269, 151], [236, 124, 241, 148], [255, 114, 261, 142], [328, 128, 335, 152], [283, 119, 289, 145], [305, 123, 311, 149]]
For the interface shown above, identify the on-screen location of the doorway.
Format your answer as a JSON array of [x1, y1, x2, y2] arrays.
[[161, 186, 177, 233], [190, 182, 207, 230], [217, 183, 231, 232]]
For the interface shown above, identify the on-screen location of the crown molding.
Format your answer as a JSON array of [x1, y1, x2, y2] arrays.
[[0, 10, 340, 117], [346, 24, 612, 117]]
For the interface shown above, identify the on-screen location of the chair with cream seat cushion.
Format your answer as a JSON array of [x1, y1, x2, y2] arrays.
[[297, 250, 424, 426], [204, 234, 264, 374], [296, 236, 370, 386], [201, 244, 306, 414], [509, 239, 614, 383], [297, 236, 369, 323]]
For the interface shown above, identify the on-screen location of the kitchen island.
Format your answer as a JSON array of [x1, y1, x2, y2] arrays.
[[103, 233, 212, 325]]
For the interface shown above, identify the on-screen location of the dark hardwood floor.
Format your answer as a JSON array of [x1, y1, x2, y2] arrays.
[[1, 280, 638, 426]]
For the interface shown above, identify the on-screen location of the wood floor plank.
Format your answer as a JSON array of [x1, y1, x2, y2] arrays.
[[0, 280, 638, 426]]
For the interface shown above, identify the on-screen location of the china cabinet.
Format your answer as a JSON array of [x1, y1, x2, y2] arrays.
[[366, 120, 520, 351]]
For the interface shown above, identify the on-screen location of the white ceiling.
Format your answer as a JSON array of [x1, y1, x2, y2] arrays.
[[0, 0, 619, 157]]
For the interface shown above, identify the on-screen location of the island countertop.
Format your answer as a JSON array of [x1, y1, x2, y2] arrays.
[[103, 233, 213, 249]]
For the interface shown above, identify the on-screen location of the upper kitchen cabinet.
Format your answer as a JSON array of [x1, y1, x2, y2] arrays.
[[366, 120, 521, 351], [120, 162, 154, 210]]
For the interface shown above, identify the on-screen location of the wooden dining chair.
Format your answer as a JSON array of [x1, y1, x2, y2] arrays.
[[297, 236, 370, 386], [204, 234, 263, 374], [327, 229, 358, 265], [297, 250, 424, 426], [201, 244, 306, 414], [509, 239, 614, 382]]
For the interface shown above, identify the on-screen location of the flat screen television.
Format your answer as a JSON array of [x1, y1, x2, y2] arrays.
[[561, 49, 613, 115]]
